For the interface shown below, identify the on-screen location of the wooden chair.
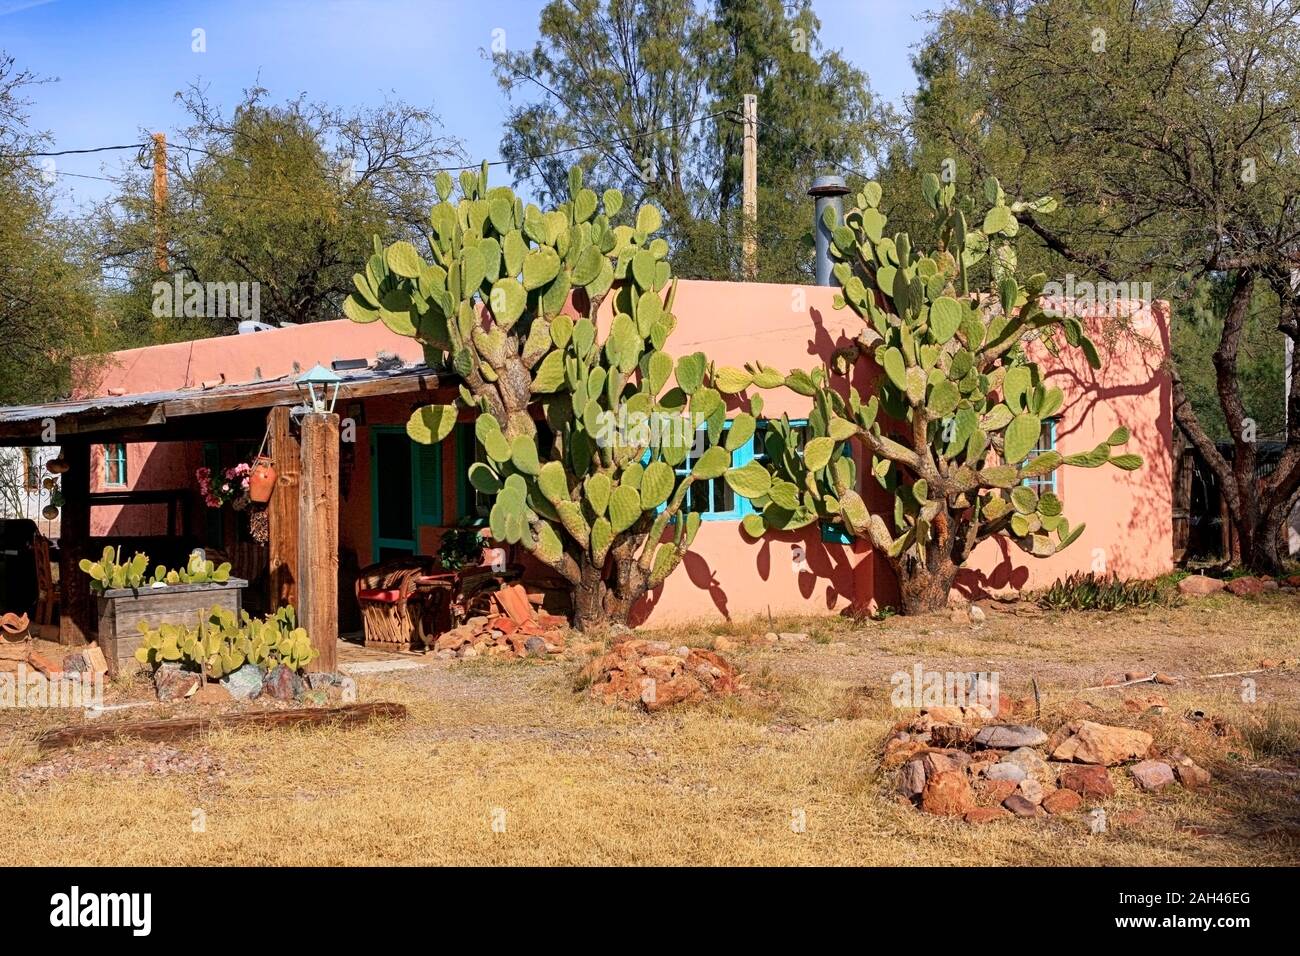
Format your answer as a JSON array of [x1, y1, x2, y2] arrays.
[[32, 534, 57, 636], [354, 558, 433, 653]]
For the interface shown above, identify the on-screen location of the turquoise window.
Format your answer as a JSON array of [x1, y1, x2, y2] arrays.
[[671, 422, 749, 520], [754, 419, 855, 543], [1021, 418, 1059, 495], [103, 443, 127, 486]]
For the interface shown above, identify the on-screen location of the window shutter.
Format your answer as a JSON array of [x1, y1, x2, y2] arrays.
[[415, 441, 442, 526]]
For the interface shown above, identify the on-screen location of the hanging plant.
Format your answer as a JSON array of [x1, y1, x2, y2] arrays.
[[197, 463, 252, 510]]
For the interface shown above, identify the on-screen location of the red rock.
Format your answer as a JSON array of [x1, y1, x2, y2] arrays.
[[584, 641, 738, 711], [1226, 576, 1266, 597], [1042, 789, 1082, 814], [1153, 672, 1178, 685], [920, 749, 970, 777], [493, 617, 518, 635], [964, 807, 1011, 824], [1175, 762, 1212, 790], [1125, 670, 1152, 682], [975, 778, 1017, 807], [922, 705, 966, 724], [1002, 794, 1044, 817], [1130, 759, 1175, 791], [1178, 574, 1226, 596], [928, 724, 978, 748], [898, 758, 926, 799], [921, 770, 974, 816], [192, 681, 230, 705], [1059, 765, 1116, 798], [1051, 721, 1153, 765], [642, 674, 704, 712]]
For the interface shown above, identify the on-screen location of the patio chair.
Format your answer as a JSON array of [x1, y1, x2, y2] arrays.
[[354, 558, 435, 653]]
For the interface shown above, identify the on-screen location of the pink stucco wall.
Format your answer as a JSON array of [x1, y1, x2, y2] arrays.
[[77, 279, 1172, 623]]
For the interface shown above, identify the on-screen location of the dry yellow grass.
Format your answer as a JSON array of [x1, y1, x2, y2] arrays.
[[1, 595, 1298, 866]]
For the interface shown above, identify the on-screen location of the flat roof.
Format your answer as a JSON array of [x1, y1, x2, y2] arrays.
[[0, 362, 451, 445]]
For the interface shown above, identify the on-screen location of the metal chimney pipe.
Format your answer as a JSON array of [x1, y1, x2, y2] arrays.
[[809, 174, 850, 287]]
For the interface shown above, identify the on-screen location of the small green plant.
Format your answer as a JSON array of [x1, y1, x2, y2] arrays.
[[1036, 572, 1179, 611], [78, 546, 150, 593], [245, 604, 316, 672], [80, 548, 232, 591], [134, 604, 315, 677], [173, 551, 232, 585], [436, 526, 486, 571]]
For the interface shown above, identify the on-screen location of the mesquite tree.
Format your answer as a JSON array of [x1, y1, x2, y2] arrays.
[[344, 164, 751, 628], [718, 175, 1143, 614]]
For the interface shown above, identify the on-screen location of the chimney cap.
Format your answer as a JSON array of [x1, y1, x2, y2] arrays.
[[808, 174, 850, 198]]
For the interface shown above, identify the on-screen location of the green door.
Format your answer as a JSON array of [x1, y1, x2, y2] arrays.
[[369, 427, 441, 562]]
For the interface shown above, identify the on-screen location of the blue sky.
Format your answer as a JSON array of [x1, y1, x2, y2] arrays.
[[2, 0, 935, 212]]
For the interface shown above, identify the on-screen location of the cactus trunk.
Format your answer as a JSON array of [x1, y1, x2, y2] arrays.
[[572, 559, 636, 630], [893, 556, 958, 615]]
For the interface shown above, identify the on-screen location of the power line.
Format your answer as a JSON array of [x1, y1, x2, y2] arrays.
[[0, 142, 149, 159], [2, 107, 734, 176]]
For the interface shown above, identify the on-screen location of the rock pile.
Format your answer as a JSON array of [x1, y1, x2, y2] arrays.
[[579, 639, 741, 712], [1178, 572, 1292, 597], [889, 707, 1212, 825], [431, 584, 569, 660]]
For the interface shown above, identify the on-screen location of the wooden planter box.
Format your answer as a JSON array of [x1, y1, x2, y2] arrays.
[[95, 578, 248, 676]]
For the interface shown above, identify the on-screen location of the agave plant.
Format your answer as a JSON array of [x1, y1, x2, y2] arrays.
[[342, 164, 743, 628], [716, 174, 1143, 614]]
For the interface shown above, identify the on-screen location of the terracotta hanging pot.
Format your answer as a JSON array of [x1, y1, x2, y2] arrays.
[[248, 455, 278, 503]]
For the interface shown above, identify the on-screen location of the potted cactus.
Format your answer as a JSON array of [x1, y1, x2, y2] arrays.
[[83, 547, 248, 675]]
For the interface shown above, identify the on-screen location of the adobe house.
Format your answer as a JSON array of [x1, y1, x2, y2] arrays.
[[0, 278, 1173, 651]]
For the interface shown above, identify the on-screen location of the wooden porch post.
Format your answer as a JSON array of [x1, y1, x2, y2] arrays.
[[268, 405, 300, 610], [297, 412, 339, 672], [58, 440, 93, 645]]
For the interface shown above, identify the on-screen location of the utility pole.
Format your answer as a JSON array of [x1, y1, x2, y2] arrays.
[[152, 132, 168, 273], [741, 93, 758, 280]]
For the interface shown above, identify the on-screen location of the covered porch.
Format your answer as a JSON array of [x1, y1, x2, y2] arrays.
[[0, 360, 516, 668]]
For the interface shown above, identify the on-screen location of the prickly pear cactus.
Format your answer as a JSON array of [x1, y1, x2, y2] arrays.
[[718, 174, 1142, 614], [135, 604, 314, 677], [79, 546, 151, 593], [344, 164, 737, 627]]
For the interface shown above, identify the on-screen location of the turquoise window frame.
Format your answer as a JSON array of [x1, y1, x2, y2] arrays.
[[753, 419, 854, 543], [369, 425, 442, 562], [1021, 418, 1059, 496], [102, 443, 127, 487], [667, 421, 750, 521]]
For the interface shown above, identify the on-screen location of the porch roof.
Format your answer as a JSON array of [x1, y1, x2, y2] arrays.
[[0, 361, 454, 446]]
